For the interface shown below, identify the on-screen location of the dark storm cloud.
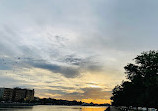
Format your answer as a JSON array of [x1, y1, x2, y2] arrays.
[[20, 57, 80, 78], [0, 51, 104, 78], [0, 54, 103, 78], [0, 55, 81, 78], [61, 55, 104, 73], [33, 62, 80, 78], [62, 55, 82, 66], [22, 54, 104, 78]]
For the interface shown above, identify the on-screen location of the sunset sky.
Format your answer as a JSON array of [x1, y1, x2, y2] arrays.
[[0, 0, 158, 104]]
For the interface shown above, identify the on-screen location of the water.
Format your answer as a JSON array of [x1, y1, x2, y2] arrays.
[[0, 105, 108, 111]]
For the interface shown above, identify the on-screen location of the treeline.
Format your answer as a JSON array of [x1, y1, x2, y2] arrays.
[[0, 97, 110, 106], [32, 98, 110, 106], [28, 97, 82, 105], [111, 51, 158, 109]]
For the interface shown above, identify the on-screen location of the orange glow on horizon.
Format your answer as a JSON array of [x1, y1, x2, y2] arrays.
[[37, 95, 112, 104], [81, 107, 107, 111], [81, 99, 111, 104]]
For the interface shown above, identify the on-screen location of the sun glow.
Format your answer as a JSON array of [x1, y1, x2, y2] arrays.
[[82, 99, 111, 104]]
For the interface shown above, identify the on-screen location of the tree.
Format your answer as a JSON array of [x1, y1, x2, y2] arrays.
[[111, 50, 158, 109]]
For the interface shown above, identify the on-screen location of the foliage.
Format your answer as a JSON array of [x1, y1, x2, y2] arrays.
[[111, 50, 158, 108]]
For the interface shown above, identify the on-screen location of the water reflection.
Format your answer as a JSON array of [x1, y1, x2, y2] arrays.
[[82, 107, 107, 111], [0, 105, 107, 111], [0, 106, 33, 111]]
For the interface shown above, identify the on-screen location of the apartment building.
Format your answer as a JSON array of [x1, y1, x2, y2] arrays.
[[0, 87, 34, 102]]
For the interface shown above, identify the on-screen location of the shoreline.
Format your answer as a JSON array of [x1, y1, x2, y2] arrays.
[[0, 103, 109, 108], [0, 103, 35, 108]]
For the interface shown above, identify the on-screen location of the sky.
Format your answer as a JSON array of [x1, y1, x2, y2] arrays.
[[0, 0, 158, 104]]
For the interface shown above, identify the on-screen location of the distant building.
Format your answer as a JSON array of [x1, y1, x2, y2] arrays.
[[25, 89, 34, 101], [13, 88, 27, 101], [0, 87, 34, 102], [0, 88, 13, 101]]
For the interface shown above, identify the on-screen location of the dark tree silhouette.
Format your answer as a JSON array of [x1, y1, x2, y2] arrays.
[[111, 50, 158, 109]]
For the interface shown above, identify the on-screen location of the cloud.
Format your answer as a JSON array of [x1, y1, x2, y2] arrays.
[[81, 87, 112, 99], [0, 74, 29, 88], [0, 59, 11, 70], [49, 86, 74, 90], [61, 55, 83, 66], [55, 87, 112, 101], [33, 62, 80, 78], [1, 0, 158, 103], [22, 57, 81, 78]]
